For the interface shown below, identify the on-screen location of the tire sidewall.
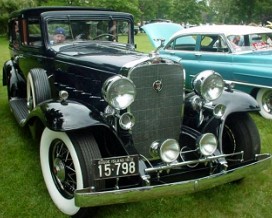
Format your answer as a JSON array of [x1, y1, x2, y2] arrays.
[[223, 113, 260, 161], [40, 128, 83, 216]]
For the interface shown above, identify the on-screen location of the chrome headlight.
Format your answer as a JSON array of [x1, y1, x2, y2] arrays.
[[197, 133, 218, 156], [150, 139, 180, 163], [119, 112, 135, 130], [102, 75, 136, 110], [192, 70, 224, 102], [213, 104, 226, 118]]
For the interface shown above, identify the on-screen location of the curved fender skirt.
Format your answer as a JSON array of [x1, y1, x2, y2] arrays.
[[75, 154, 271, 207]]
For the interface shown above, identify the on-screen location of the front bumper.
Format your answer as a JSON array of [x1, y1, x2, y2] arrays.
[[75, 153, 271, 207]]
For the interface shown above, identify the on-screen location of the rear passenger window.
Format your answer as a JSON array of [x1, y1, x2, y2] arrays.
[[200, 35, 229, 52], [27, 18, 42, 47]]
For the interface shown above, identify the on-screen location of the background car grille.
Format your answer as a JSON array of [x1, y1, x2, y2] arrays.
[[129, 63, 184, 158]]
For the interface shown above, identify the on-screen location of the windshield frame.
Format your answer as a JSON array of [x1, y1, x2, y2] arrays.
[[41, 10, 134, 51]]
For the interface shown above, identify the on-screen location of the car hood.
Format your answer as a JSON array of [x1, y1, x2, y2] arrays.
[[142, 23, 183, 48], [55, 42, 148, 73]]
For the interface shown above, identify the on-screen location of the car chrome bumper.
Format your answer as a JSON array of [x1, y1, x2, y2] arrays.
[[75, 153, 271, 207]]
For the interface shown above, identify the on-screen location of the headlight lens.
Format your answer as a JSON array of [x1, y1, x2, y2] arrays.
[[197, 133, 218, 156], [213, 104, 226, 118], [150, 139, 180, 163], [102, 75, 136, 110], [119, 112, 135, 130], [160, 139, 180, 163], [192, 70, 224, 102]]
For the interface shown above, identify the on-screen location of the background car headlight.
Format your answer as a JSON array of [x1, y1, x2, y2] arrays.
[[192, 70, 224, 102], [102, 75, 136, 110]]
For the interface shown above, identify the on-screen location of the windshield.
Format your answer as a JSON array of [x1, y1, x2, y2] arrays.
[[46, 18, 131, 49], [227, 32, 272, 52]]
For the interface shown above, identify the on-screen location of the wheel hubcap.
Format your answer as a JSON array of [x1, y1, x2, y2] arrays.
[[53, 158, 66, 182], [262, 91, 272, 114]]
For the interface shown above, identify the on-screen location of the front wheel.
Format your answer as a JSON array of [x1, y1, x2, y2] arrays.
[[256, 88, 272, 119], [222, 113, 260, 165], [40, 128, 103, 217]]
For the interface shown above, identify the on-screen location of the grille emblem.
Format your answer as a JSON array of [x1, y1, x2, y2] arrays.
[[153, 80, 163, 92]]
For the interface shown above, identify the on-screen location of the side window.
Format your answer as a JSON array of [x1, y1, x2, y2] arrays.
[[116, 21, 130, 43], [9, 20, 20, 49], [200, 35, 229, 52], [28, 21, 42, 47], [19, 18, 42, 47], [200, 35, 213, 47], [249, 33, 272, 48], [166, 35, 196, 51]]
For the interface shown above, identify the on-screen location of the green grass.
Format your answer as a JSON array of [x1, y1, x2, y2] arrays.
[[0, 35, 271, 218], [135, 32, 155, 52]]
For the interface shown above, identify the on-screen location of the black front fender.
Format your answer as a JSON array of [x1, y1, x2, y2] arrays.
[[199, 90, 259, 136], [29, 100, 106, 131], [2, 60, 26, 98], [214, 89, 260, 118], [184, 89, 259, 134], [2, 60, 12, 86]]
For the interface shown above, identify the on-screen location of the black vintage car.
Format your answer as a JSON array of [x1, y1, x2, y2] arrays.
[[2, 7, 271, 218]]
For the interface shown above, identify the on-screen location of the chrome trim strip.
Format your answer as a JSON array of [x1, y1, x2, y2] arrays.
[[224, 80, 272, 89], [189, 74, 272, 90], [75, 154, 271, 207]]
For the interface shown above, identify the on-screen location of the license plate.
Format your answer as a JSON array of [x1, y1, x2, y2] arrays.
[[93, 155, 139, 180]]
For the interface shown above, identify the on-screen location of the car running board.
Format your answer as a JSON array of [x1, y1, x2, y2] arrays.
[[9, 98, 28, 126]]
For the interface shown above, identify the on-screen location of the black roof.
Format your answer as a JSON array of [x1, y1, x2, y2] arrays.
[[10, 6, 115, 18]]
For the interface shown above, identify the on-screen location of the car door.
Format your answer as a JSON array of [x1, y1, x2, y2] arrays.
[[17, 17, 47, 79], [161, 33, 234, 90]]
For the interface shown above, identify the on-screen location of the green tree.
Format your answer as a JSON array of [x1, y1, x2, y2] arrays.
[[3, 0, 272, 35], [138, 0, 156, 24], [170, 0, 208, 25], [209, 0, 272, 24], [0, 0, 37, 34], [138, 0, 173, 24], [87, 0, 141, 21]]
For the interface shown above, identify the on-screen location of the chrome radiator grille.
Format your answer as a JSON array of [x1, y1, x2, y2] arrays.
[[129, 63, 184, 158]]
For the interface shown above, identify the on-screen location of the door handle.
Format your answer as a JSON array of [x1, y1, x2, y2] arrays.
[[195, 53, 202, 57]]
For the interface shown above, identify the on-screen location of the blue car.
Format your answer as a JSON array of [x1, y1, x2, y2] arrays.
[[143, 23, 272, 119]]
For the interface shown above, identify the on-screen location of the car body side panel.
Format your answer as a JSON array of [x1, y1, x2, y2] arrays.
[[160, 50, 233, 88], [144, 23, 272, 95], [161, 48, 272, 92]]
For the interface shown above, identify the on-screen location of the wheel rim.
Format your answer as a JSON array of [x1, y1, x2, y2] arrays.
[[261, 90, 272, 114], [49, 139, 76, 199], [222, 125, 238, 161]]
